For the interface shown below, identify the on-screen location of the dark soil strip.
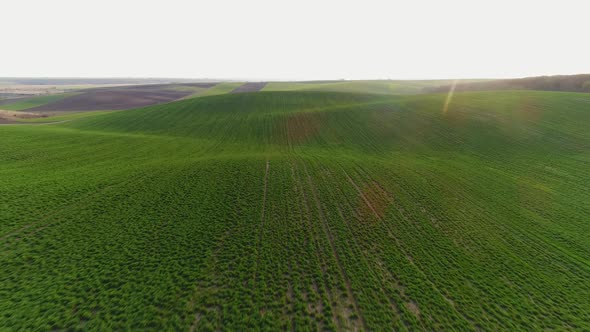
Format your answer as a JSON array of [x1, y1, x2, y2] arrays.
[[0, 96, 31, 106], [25, 86, 195, 112], [180, 83, 218, 88], [230, 82, 267, 94], [85, 83, 217, 92]]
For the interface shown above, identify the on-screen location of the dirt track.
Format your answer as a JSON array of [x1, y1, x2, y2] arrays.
[[0, 109, 48, 123], [25, 84, 216, 112], [230, 82, 267, 94]]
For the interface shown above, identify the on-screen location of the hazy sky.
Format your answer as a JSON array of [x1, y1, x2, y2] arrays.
[[2, 0, 589, 80]]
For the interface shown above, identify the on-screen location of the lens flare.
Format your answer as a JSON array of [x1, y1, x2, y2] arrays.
[[443, 80, 457, 114]]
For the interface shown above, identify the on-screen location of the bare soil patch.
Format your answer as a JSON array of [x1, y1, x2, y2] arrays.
[[25, 85, 200, 112], [0, 109, 48, 122], [180, 83, 218, 88], [0, 96, 31, 105], [406, 301, 420, 318]]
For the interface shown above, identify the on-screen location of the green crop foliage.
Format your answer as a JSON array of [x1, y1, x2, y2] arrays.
[[0, 93, 76, 111], [263, 79, 490, 95], [0, 88, 589, 330]]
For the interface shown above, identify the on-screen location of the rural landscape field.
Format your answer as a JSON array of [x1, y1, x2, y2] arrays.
[[1, 77, 589, 330], [2, 0, 589, 330]]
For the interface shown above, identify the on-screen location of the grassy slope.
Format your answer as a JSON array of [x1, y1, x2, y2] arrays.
[[0, 90, 589, 330], [264, 79, 490, 95], [190, 82, 244, 97], [0, 93, 76, 111], [14, 110, 115, 123]]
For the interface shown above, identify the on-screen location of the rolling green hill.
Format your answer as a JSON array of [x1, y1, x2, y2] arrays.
[[263, 79, 490, 95], [1, 90, 589, 330]]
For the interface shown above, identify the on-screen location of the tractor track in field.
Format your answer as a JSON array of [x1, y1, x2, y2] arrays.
[[292, 160, 333, 328], [302, 161, 367, 331], [350, 165, 476, 329], [253, 160, 270, 287], [261, 160, 270, 229], [318, 164, 409, 327], [342, 168, 384, 222], [344, 167, 434, 328]]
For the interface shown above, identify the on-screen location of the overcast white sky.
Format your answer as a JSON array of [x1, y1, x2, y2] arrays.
[[2, 0, 589, 80]]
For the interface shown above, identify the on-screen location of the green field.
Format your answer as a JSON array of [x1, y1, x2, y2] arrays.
[[1, 89, 589, 330], [263, 79, 489, 95], [0, 93, 76, 111]]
